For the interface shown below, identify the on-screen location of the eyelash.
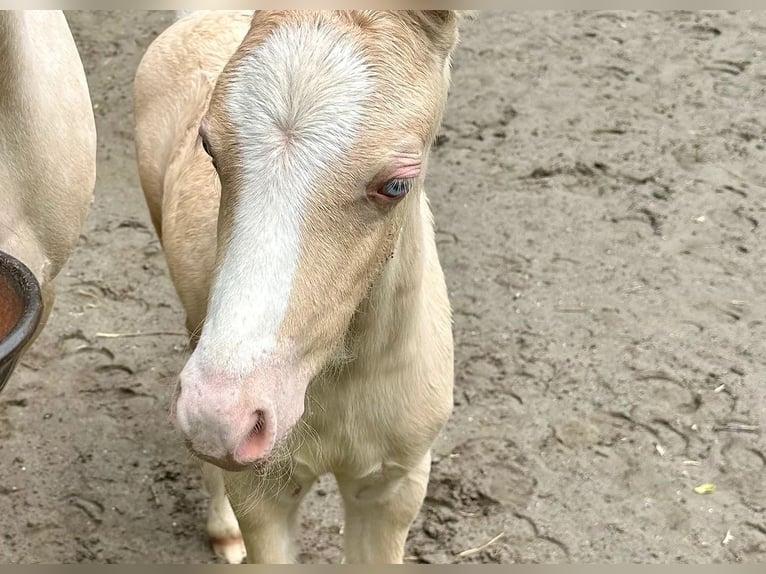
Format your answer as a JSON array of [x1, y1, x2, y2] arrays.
[[378, 177, 415, 200]]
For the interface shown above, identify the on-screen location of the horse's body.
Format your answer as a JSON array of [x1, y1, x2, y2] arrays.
[[133, 10, 467, 563]]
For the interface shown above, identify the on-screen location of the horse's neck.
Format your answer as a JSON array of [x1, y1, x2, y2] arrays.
[[0, 11, 36, 181], [0, 12, 30, 96], [0, 10, 95, 289], [346, 188, 429, 361], [0, 11, 53, 282], [0, 11, 23, 48]]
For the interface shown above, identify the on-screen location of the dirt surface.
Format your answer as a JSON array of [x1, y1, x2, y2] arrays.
[[1, 10, 765, 564]]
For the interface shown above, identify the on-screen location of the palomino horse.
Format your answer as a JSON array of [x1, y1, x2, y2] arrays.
[[0, 11, 97, 386], [133, 10, 469, 563]]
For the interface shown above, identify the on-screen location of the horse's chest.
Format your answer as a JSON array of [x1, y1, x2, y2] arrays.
[[295, 374, 410, 476]]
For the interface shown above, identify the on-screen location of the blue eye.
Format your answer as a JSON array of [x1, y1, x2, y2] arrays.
[[380, 178, 413, 199]]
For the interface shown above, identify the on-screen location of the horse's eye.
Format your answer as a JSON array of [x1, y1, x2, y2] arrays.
[[379, 178, 413, 200]]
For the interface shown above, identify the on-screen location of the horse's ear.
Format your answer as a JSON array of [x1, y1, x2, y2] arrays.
[[404, 10, 477, 55]]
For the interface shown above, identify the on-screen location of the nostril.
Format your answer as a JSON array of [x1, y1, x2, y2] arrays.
[[249, 409, 266, 437], [234, 409, 275, 464]]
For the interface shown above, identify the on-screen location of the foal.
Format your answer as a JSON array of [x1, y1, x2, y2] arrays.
[[133, 10, 468, 563]]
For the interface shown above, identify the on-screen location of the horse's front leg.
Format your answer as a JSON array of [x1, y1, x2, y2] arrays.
[[336, 451, 432, 564], [224, 466, 317, 564], [200, 461, 246, 563]]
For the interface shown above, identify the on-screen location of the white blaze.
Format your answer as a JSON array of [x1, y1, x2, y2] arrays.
[[197, 23, 372, 374]]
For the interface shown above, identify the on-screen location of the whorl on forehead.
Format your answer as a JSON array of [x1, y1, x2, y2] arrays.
[[401, 10, 477, 54]]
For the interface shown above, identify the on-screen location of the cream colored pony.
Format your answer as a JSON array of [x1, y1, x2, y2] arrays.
[[133, 10, 469, 564]]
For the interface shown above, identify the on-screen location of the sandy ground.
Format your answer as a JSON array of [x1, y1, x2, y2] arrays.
[[1, 10, 765, 564]]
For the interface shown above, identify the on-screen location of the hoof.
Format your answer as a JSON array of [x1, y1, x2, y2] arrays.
[[211, 535, 247, 564]]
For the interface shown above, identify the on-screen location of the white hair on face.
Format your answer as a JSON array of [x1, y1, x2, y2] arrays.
[[197, 22, 372, 374]]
